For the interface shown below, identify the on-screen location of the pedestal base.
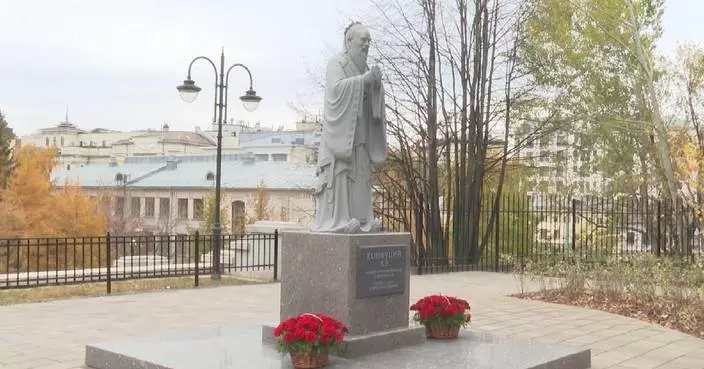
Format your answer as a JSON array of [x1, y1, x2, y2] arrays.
[[279, 232, 414, 337], [261, 324, 425, 358], [84, 324, 591, 369]]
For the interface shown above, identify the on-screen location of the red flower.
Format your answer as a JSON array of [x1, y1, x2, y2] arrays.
[[304, 331, 317, 343], [274, 313, 347, 350], [293, 327, 305, 340], [410, 294, 472, 327]]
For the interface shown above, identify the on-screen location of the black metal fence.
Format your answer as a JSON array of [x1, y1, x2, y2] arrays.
[[374, 193, 704, 274], [0, 231, 279, 291]]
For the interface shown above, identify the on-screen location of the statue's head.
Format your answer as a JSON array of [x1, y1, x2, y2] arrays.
[[344, 22, 371, 70]]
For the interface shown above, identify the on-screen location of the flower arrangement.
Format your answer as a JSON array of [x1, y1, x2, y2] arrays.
[[410, 294, 471, 339], [273, 313, 349, 368]]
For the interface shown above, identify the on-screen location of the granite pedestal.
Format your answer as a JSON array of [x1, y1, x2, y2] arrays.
[[261, 231, 424, 358]]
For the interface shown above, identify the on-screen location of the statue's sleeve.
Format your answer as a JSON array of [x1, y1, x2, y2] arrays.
[[323, 58, 365, 160]]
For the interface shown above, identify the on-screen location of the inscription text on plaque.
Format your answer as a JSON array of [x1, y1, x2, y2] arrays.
[[356, 244, 406, 298]]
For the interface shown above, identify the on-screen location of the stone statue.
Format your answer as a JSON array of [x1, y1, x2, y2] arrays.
[[311, 22, 387, 234]]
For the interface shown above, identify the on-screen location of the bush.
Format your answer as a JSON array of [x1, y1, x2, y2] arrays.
[[510, 251, 704, 304]]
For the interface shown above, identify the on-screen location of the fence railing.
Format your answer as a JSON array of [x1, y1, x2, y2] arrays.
[[374, 193, 704, 274], [0, 231, 280, 291]]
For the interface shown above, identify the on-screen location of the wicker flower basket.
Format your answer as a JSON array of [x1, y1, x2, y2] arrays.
[[289, 349, 330, 369], [426, 324, 460, 339]]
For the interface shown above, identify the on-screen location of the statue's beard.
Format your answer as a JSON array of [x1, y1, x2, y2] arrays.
[[348, 49, 369, 73]]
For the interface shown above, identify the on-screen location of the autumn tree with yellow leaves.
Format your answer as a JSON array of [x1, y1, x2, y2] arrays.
[[0, 145, 106, 238]]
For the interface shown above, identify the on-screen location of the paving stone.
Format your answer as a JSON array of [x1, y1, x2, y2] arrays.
[[0, 271, 701, 369], [592, 350, 640, 368]]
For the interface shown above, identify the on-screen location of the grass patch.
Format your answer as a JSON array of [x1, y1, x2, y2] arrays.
[[0, 275, 263, 305]]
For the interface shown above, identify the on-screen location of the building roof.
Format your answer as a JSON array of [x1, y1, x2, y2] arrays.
[[238, 131, 319, 147], [52, 156, 317, 191], [112, 131, 215, 147]]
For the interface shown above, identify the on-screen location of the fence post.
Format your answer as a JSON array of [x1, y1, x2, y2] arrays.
[[194, 231, 200, 287], [494, 203, 500, 272], [656, 201, 662, 257], [571, 198, 577, 252], [417, 243, 423, 275], [273, 229, 279, 281], [106, 232, 112, 295]]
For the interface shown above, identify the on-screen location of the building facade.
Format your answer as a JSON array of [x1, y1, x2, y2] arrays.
[[52, 154, 317, 235], [22, 118, 320, 169], [512, 131, 606, 195]]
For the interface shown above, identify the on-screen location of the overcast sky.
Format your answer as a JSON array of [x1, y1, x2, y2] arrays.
[[0, 0, 701, 137]]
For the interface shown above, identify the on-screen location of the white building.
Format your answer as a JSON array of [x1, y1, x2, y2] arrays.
[[51, 154, 317, 235], [21, 117, 320, 169], [513, 131, 606, 195]]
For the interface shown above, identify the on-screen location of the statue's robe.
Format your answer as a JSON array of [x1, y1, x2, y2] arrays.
[[311, 53, 387, 233]]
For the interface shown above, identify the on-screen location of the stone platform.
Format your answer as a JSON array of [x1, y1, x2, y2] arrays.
[[261, 324, 426, 358], [84, 324, 591, 369]]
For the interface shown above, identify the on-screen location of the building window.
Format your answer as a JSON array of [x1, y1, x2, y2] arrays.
[[193, 198, 204, 219], [115, 197, 125, 217], [540, 229, 549, 240], [46, 137, 50, 146], [232, 200, 246, 234], [539, 136, 550, 147], [145, 197, 155, 217], [271, 137, 282, 144], [159, 198, 170, 219], [294, 137, 305, 145], [131, 197, 141, 217], [272, 154, 287, 162], [626, 231, 635, 245], [178, 198, 189, 219], [79, 141, 83, 147], [539, 181, 549, 192], [279, 206, 289, 221], [553, 230, 560, 240], [60, 137, 65, 146], [255, 154, 269, 161], [102, 140, 107, 147], [53, 137, 57, 146]]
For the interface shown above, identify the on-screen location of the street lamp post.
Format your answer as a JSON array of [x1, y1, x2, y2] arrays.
[[176, 49, 262, 279]]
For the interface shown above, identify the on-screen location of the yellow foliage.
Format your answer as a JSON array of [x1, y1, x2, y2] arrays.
[[252, 180, 271, 221], [669, 128, 702, 188], [51, 182, 107, 237], [0, 145, 106, 238]]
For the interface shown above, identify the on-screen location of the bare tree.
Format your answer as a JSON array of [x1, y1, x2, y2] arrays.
[[368, 0, 531, 265]]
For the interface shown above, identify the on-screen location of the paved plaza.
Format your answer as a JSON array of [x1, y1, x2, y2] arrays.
[[0, 272, 702, 369]]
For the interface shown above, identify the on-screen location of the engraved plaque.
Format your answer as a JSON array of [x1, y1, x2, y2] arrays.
[[356, 244, 406, 298]]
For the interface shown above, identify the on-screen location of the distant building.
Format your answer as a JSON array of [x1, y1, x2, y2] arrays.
[[51, 154, 317, 235], [511, 131, 605, 195], [21, 117, 320, 169]]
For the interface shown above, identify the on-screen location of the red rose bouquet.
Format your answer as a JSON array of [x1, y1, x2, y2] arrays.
[[273, 313, 349, 368], [410, 295, 471, 339]]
